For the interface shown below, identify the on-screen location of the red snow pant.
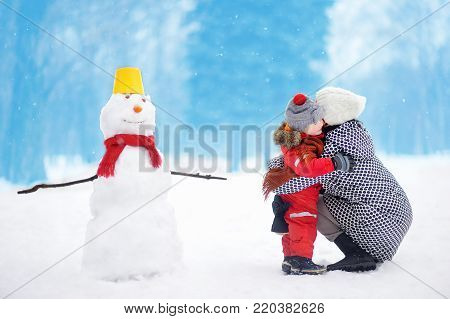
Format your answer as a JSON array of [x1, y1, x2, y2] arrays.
[[280, 184, 321, 259]]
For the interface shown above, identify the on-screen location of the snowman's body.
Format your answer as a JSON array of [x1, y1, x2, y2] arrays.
[[82, 93, 181, 280]]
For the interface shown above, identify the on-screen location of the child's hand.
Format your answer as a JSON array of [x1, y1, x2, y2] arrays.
[[272, 195, 290, 216], [332, 153, 356, 172]]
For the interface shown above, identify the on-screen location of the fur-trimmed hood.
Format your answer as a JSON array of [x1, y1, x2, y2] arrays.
[[273, 122, 302, 149], [316, 87, 366, 126]]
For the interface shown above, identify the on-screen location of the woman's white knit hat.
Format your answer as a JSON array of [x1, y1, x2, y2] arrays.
[[316, 87, 366, 125]]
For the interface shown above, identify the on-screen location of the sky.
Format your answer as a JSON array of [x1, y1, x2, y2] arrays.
[[0, 0, 449, 183]]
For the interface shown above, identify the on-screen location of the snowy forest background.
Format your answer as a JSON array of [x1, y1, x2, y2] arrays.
[[0, 0, 449, 184]]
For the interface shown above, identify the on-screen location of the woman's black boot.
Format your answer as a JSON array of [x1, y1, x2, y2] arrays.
[[327, 233, 377, 272]]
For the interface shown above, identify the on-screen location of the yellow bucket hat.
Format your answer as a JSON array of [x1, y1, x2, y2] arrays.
[[112, 67, 144, 95]]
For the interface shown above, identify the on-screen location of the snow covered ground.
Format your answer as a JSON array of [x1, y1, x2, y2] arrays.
[[0, 155, 449, 299]]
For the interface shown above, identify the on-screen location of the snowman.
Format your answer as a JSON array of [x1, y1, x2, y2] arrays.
[[82, 67, 182, 280]]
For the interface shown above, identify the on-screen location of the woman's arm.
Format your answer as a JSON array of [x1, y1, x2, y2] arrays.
[[267, 155, 285, 169], [267, 155, 319, 195]]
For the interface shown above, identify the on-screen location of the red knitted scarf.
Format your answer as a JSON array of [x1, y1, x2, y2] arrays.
[[97, 134, 162, 178]]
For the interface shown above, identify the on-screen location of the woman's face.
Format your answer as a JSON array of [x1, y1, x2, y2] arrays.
[[304, 119, 325, 136]]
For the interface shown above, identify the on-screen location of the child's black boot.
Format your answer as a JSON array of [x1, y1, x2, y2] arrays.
[[282, 256, 326, 275]]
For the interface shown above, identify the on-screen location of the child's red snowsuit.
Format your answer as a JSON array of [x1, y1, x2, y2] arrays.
[[280, 145, 334, 259]]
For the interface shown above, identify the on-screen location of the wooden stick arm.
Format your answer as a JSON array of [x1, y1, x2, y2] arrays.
[[169, 171, 227, 180], [17, 171, 226, 194], [17, 175, 99, 194]]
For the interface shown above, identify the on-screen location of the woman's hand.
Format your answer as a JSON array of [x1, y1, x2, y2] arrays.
[[332, 153, 356, 172]]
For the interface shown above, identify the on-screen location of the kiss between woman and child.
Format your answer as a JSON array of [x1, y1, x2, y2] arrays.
[[263, 92, 356, 275]]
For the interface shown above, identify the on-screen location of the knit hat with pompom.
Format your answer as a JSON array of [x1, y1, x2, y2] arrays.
[[284, 93, 324, 132]]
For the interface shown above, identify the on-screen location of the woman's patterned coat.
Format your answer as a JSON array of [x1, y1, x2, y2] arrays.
[[268, 120, 413, 261]]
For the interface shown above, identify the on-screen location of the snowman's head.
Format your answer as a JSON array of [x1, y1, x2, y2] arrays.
[[100, 93, 156, 139]]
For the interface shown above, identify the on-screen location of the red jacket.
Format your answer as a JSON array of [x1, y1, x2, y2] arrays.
[[279, 145, 334, 213], [281, 146, 334, 178]]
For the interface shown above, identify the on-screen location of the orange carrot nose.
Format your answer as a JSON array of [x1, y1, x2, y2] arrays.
[[133, 105, 143, 113]]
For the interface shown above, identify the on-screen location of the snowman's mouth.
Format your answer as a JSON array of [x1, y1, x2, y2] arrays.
[[122, 119, 146, 124]]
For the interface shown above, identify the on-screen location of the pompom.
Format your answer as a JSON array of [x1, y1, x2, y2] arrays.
[[293, 93, 307, 105]]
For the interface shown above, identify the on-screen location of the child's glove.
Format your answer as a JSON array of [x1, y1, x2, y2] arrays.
[[272, 195, 290, 216], [332, 153, 356, 172], [271, 195, 290, 234]]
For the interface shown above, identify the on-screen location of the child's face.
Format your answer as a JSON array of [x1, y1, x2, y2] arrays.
[[304, 120, 325, 136]]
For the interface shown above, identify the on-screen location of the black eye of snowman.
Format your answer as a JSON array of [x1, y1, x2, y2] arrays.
[[125, 95, 130, 99], [142, 98, 146, 103]]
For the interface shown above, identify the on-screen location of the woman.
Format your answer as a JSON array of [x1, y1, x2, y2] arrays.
[[268, 87, 413, 272]]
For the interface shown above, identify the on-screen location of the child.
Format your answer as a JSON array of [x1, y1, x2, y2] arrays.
[[263, 93, 354, 275]]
